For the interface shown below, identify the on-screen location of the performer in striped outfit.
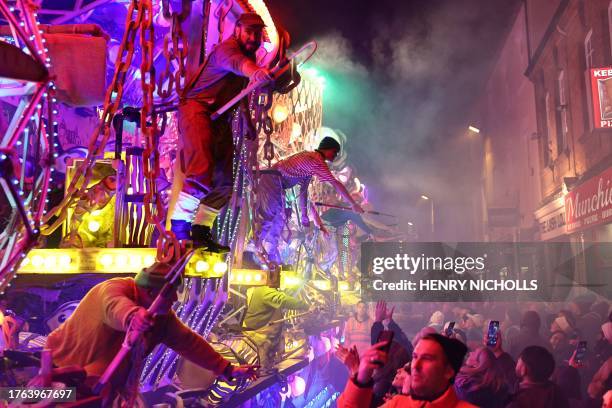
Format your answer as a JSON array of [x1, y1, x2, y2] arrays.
[[256, 137, 364, 265]]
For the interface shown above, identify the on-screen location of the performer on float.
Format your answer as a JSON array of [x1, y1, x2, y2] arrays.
[[45, 263, 258, 399], [241, 273, 310, 372], [256, 136, 364, 265], [170, 12, 272, 252]]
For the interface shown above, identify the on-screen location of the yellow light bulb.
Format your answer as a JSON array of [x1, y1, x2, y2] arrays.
[[88, 220, 101, 232], [213, 262, 228, 274], [195, 260, 209, 273]]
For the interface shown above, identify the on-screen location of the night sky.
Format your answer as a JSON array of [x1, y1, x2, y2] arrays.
[[266, 0, 522, 237]]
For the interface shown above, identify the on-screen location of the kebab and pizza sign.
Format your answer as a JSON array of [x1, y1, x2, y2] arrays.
[[565, 166, 612, 233], [591, 67, 612, 129]]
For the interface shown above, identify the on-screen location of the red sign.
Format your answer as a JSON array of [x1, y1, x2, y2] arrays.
[[591, 68, 612, 128], [565, 166, 612, 233]]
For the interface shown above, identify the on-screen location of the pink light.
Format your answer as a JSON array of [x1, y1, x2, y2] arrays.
[[290, 375, 306, 397], [322, 337, 331, 353]]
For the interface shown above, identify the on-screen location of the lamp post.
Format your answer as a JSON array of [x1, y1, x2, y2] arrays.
[[420, 195, 435, 240]]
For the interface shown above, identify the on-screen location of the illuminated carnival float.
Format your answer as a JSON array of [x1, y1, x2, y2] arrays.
[[0, 0, 390, 406]]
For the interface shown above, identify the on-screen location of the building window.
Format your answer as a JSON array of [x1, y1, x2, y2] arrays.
[[585, 29, 594, 69], [556, 70, 568, 153], [544, 92, 554, 163], [584, 29, 595, 132]]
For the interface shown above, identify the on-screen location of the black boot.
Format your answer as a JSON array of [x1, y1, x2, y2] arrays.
[[170, 220, 191, 241], [191, 225, 230, 253]]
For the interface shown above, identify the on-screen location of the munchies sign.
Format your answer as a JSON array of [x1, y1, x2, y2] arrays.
[[565, 166, 612, 233], [591, 67, 612, 128]]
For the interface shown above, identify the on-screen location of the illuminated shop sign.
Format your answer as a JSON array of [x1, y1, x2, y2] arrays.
[[565, 166, 612, 233], [591, 67, 612, 128]]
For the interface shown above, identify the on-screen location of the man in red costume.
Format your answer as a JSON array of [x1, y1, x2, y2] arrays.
[[170, 12, 271, 251]]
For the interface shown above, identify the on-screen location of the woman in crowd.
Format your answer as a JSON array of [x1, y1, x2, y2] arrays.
[[455, 346, 510, 408]]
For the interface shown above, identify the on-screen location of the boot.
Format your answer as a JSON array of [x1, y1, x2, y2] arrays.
[[170, 220, 192, 241], [191, 224, 230, 253]]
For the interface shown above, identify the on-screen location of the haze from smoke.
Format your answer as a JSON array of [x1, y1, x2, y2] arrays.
[[306, 0, 520, 240]]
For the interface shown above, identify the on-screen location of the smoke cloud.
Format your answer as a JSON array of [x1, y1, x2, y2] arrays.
[[305, 0, 520, 240]]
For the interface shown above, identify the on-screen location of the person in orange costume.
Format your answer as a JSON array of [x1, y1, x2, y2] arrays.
[[45, 262, 257, 396]]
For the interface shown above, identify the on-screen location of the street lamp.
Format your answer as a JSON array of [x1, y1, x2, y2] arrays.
[[420, 195, 435, 240]]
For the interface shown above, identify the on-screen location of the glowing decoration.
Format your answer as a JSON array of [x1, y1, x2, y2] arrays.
[[43, 255, 57, 269], [31, 255, 44, 268], [59, 254, 72, 268], [99, 253, 113, 268], [129, 255, 142, 269], [312, 280, 331, 291], [88, 220, 101, 232], [195, 260, 210, 273], [290, 375, 306, 397], [246, 0, 279, 59], [339, 281, 350, 291], [228, 268, 268, 285], [143, 254, 156, 267], [115, 254, 128, 268], [281, 273, 302, 289], [272, 104, 289, 123], [213, 261, 228, 274], [468, 125, 480, 133], [290, 122, 302, 139]]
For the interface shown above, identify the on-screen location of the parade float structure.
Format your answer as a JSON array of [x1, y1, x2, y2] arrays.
[[0, 0, 349, 406]]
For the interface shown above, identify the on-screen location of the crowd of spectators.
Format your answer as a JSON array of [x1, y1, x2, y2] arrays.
[[336, 295, 611, 407]]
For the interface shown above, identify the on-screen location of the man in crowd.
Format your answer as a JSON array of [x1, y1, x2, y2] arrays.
[[256, 136, 364, 265], [338, 333, 476, 407], [170, 12, 272, 251], [509, 310, 550, 359], [507, 345, 569, 408], [46, 262, 258, 398], [343, 301, 374, 357]]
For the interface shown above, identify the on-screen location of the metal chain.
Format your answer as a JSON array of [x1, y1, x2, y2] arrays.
[[140, 0, 178, 263], [38, 0, 178, 262], [253, 88, 274, 166], [157, 0, 190, 98], [42, 0, 143, 233], [213, 0, 232, 45]]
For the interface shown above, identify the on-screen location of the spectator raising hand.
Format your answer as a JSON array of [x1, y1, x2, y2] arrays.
[[375, 300, 395, 323], [336, 344, 360, 376]]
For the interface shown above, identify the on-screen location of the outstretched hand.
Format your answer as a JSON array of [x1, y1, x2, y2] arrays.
[[336, 344, 360, 376], [375, 300, 394, 323]]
